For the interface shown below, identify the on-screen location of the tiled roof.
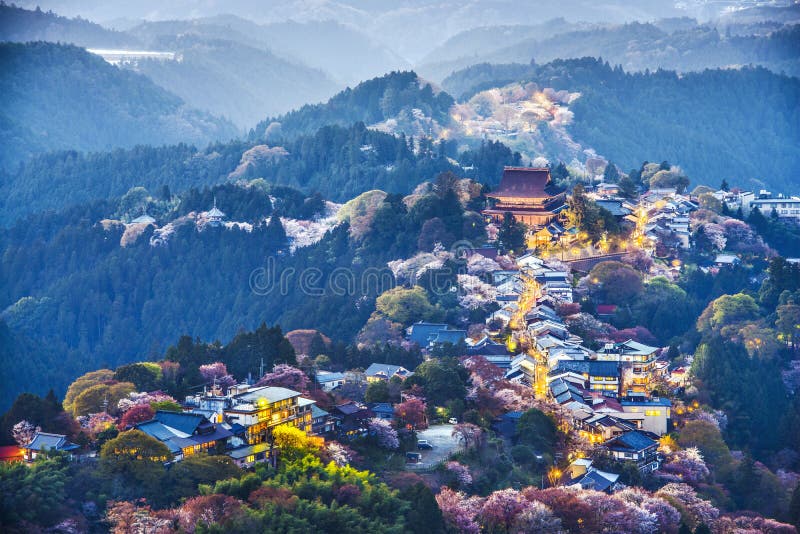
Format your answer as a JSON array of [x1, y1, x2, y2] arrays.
[[365, 363, 410, 379], [487, 167, 564, 199], [607, 430, 658, 452], [25, 432, 78, 452], [550, 360, 620, 377]]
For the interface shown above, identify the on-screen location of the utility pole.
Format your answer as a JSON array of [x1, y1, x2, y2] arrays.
[[259, 358, 265, 379]]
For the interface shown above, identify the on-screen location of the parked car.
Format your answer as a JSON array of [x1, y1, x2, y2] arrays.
[[406, 452, 422, 463], [417, 440, 433, 450], [448, 418, 458, 425]]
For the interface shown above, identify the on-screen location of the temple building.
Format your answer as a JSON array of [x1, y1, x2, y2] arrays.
[[206, 198, 226, 227], [483, 167, 566, 228]]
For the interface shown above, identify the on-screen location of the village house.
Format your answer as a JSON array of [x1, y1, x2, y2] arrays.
[[311, 405, 337, 436], [135, 411, 232, 462], [21, 432, 79, 463], [315, 370, 346, 392], [364, 363, 413, 382], [604, 430, 661, 473], [567, 458, 621, 493], [330, 401, 373, 440]]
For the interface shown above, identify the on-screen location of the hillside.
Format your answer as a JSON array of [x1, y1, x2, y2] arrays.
[[0, 119, 518, 225], [444, 58, 800, 192], [131, 36, 339, 129], [251, 71, 455, 141], [0, 3, 139, 47], [0, 42, 238, 170]]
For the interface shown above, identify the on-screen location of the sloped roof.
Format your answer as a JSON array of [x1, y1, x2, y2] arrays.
[[408, 322, 449, 346], [432, 330, 467, 345], [550, 360, 620, 378], [25, 432, 79, 452], [365, 363, 411, 379], [606, 430, 658, 452], [575, 469, 619, 492], [154, 411, 204, 436], [311, 404, 330, 418], [487, 167, 564, 199]]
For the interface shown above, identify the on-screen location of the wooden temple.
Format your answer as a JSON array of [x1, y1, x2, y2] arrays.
[[482, 167, 566, 227]]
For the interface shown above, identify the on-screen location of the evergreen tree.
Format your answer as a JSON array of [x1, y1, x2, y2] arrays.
[[498, 212, 527, 254]]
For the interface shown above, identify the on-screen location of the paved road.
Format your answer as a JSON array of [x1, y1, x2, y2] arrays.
[[407, 424, 461, 469]]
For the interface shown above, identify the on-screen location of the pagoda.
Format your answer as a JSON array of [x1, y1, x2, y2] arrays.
[[206, 198, 226, 227], [482, 167, 566, 228]]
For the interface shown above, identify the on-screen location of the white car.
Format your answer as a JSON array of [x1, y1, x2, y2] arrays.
[[448, 418, 458, 425]]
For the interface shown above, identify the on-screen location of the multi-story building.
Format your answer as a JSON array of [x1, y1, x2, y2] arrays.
[[596, 340, 661, 395], [482, 167, 567, 228], [185, 384, 315, 446], [749, 196, 800, 221]]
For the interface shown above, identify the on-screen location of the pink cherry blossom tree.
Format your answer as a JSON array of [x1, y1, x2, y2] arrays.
[[12, 420, 40, 446], [368, 418, 399, 449], [256, 364, 310, 392]]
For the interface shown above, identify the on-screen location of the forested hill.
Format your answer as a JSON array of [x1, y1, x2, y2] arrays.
[[251, 71, 455, 141], [0, 172, 491, 408], [0, 121, 517, 225], [444, 58, 800, 192], [0, 3, 140, 48], [0, 42, 238, 170]]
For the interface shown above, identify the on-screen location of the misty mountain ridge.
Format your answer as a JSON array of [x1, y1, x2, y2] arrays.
[[418, 18, 800, 82], [0, 41, 238, 170]]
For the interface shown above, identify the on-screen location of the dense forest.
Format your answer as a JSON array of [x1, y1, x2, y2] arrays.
[[444, 58, 800, 192], [0, 114, 518, 225], [0, 42, 237, 170], [0, 171, 492, 408], [0, 3, 139, 48]]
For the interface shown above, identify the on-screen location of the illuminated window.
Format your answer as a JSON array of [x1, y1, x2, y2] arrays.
[[645, 410, 662, 416]]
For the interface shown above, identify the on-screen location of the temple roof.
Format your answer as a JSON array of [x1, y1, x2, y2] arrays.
[[487, 167, 564, 199]]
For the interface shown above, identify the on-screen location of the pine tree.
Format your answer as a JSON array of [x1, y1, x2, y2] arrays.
[[498, 212, 527, 254]]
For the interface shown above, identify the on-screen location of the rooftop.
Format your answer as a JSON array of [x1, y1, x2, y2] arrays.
[[487, 167, 564, 199], [24, 432, 79, 452], [235, 386, 301, 405], [606, 430, 658, 452]]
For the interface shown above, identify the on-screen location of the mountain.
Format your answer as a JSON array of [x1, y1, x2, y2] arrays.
[[444, 58, 800, 192], [15, 0, 686, 62], [127, 15, 409, 86], [421, 20, 800, 82], [251, 71, 455, 141], [0, 3, 140, 47], [204, 16, 411, 86], [0, 42, 238, 170], [129, 36, 339, 129]]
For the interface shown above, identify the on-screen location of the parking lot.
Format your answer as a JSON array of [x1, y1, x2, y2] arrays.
[[407, 424, 462, 469]]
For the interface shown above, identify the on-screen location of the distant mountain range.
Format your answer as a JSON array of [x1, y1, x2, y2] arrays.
[[0, 41, 237, 170], [418, 19, 800, 82]]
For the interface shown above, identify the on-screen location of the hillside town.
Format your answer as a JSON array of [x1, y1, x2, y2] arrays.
[[9, 165, 795, 509]]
